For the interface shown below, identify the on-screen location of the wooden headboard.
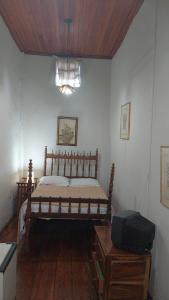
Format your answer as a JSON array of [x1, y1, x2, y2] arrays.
[[43, 146, 98, 179]]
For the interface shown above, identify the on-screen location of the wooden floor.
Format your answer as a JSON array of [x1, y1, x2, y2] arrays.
[[0, 218, 98, 300]]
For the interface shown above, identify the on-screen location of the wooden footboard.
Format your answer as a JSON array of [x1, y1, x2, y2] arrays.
[[29, 196, 109, 219]]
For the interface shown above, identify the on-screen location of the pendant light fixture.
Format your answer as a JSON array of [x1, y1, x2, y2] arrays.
[[55, 18, 81, 95]]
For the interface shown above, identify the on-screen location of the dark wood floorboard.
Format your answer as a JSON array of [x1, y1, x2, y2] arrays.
[[0, 218, 97, 300], [0, 218, 153, 300]]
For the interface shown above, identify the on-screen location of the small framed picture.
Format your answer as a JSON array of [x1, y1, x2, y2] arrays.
[[57, 116, 78, 146], [160, 146, 169, 208], [120, 102, 131, 140]]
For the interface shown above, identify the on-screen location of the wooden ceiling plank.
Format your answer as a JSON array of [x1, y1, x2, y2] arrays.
[[97, 1, 133, 56], [110, 0, 144, 58], [24, 0, 48, 52], [0, 2, 25, 51], [0, 0, 144, 58], [22, 49, 111, 59]]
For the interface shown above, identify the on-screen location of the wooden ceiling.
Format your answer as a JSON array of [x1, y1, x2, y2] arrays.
[[0, 0, 144, 59]]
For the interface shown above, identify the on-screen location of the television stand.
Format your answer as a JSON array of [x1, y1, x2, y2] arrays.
[[90, 225, 151, 300]]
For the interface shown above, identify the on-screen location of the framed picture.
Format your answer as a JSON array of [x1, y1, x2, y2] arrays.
[[120, 102, 131, 140], [160, 146, 169, 208], [57, 116, 78, 146]]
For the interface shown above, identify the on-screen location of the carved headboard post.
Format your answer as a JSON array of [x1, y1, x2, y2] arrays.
[[44, 146, 47, 176], [95, 149, 98, 179], [27, 159, 33, 209], [51, 149, 54, 176], [108, 163, 115, 219], [25, 159, 33, 243]]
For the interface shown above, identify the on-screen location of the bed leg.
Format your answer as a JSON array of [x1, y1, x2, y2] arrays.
[[108, 213, 112, 223], [24, 217, 31, 249], [103, 214, 111, 226]]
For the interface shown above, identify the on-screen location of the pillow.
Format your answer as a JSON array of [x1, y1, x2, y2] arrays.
[[39, 176, 69, 186], [69, 178, 100, 187]]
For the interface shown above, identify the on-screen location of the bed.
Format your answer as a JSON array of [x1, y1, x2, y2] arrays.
[[20, 147, 115, 243]]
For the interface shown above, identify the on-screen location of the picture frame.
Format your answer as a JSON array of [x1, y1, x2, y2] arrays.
[[160, 146, 169, 208], [57, 116, 78, 146], [120, 102, 131, 140]]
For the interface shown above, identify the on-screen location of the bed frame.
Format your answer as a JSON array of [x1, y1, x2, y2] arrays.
[[24, 147, 115, 243], [43, 146, 99, 178]]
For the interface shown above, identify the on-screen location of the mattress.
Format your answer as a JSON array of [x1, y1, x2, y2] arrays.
[[19, 184, 108, 237], [31, 184, 108, 199]]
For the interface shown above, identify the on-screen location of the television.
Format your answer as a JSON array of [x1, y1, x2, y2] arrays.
[[111, 210, 155, 254]]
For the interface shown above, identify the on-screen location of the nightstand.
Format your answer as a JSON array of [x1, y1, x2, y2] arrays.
[[90, 225, 151, 300], [16, 177, 38, 215]]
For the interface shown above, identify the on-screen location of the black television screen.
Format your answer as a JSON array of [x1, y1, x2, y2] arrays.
[[111, 210, 155, 254]]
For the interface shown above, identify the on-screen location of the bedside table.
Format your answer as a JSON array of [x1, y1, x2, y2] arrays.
[[16, 177, 38, 215], [90, 225, 151, 300]]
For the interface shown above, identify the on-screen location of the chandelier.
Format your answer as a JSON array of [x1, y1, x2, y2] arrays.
[[55, 18, 81, 95], [55, 57, 81, 95]]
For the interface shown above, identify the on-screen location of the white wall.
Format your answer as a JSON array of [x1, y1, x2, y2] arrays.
[[110, 0, 156, 214], [0, 17, 23, 229], [110, 0, 169, 299], [149, 1, 169, 299], [21, 57, 111, 189]]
